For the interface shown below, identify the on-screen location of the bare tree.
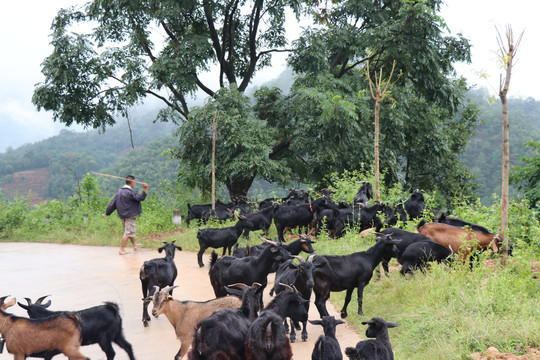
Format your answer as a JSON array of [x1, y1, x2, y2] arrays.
[[206, 112, 220, 210], [366, 60, 397, 202], [496, 25, 524, 254]]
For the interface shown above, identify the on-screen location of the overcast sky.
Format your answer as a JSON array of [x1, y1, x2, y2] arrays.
[[0, 1, 537, 153]]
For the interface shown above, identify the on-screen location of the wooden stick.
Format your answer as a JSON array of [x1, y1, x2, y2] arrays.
[[91, 172, 147, 185]]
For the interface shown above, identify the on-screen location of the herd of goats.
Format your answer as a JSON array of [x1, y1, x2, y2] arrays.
[[0, 182, 511, 360]]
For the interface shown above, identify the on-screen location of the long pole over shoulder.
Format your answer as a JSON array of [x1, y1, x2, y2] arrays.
[[91, 172, 148, 185]]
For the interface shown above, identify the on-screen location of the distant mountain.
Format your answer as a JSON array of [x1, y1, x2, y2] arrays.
[[0, 108, 178, 203], [460, 89, 540, 204]]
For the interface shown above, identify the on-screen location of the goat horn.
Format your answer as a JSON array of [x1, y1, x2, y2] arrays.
[[292, 255, 305, 263], [35, 295, 51, 305], [260, 237, 277, 246], [228, 283, 249, 290], [252, 282, 263, 288], [24, 297, 33, 306], [307, 254, 317, 262], [162, 285, 178, 294]]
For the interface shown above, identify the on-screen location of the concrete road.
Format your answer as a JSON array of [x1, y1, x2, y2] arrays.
[[0, 242, 361, 359]]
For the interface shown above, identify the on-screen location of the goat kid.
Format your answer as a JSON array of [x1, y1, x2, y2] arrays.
[[140, 240, 182, 326], [309, 316, 345, 360], [345, 317, 398, 360]]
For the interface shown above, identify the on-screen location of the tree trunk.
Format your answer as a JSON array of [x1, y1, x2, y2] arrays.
[[500, 95, 509, 240], [496, 25, 522, 258], [226, 176, 256, 201], [211, 119, 217, 210], [374, 96, 381, 203]]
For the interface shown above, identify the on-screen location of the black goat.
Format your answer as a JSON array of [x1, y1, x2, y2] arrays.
[[378, 228, 434, 276], [353, 181, 373, 206], [333, 203, 385, 238], [209, 238, 291, 297], [404, 189, 425, 220], [271, 254, 324, 342], [188, 283, 265, 360], [187, 200, 231, 226], [309, 316, 345, 360], [245, 284, 308, 360], [312, 235, 399, 318], [380, 203, 408, 228], [273, 197, 329, 243], [197, 215, 254, 267], [140, 240, 182, 326], [345, 317, 398, 360], [243, 204, 277, 238], [18, 296, 135, 360], [245, 311, 293, 360], [248, 234, 316, 259], [437, 213, 492, 234], [398, 240, 453, 275], [233, 243, 251, 257]]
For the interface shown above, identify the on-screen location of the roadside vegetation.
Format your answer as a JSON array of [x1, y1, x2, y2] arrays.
[[1, 172, 538, 359]]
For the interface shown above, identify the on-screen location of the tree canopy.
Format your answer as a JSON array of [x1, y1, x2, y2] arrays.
[[33, 0, 481, 200]]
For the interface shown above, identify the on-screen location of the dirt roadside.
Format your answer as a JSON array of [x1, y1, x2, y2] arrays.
[[0, 242, 361, 359]]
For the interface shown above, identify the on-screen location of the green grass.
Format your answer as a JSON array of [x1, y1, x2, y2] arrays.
[[2, 203, 539, 359]]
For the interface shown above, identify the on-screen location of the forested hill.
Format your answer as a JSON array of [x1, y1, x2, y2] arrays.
[[1, 89, 539, 205], [0, 109, 178, 202], [460, 89, 540, 204]]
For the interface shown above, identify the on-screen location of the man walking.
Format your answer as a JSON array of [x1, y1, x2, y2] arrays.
[[104, 175, 148, 255]]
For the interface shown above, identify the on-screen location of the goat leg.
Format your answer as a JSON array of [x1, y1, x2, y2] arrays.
[[340, 288, 354, 318], [301, 320, 308, 342], [289, 319, 297, 343], [356, 285, 365, 316]]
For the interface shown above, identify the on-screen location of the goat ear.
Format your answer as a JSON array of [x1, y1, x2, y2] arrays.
[[308, 319, 322, 325], [386, 322, 399, 328]]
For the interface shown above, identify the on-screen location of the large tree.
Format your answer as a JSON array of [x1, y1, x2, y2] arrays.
[[33, 0, 480, 199], [268, 0, 480, 198]]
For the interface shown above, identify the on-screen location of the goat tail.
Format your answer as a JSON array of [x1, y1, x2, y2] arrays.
[[209, 251, 219, 269], [416, 219, 427, 231]]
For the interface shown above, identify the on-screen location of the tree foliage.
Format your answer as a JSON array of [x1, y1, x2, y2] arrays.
[[511, 141, 540, 215], [32, 0, 482, 200], [176, 86, 288, 198]]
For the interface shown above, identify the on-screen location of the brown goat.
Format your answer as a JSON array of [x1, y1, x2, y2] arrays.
[[145, 285, 242, 360], [0, 296, 88, 360], [417, 221, 504, 260]]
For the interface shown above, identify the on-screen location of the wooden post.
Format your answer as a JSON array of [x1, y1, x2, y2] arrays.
[[210, 111, 219, 210]]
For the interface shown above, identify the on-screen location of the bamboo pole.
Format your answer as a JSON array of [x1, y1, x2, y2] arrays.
[[91, 172, 147, 185]]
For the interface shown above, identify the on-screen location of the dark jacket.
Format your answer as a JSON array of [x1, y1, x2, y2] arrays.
[[106, 186, 147, 219]]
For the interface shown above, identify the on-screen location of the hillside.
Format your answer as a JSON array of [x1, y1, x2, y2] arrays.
[[460, 89, 540, 204], [1, 168, 50, 204], [0, 109, 178, 201], [1, 88, 539, 206]]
